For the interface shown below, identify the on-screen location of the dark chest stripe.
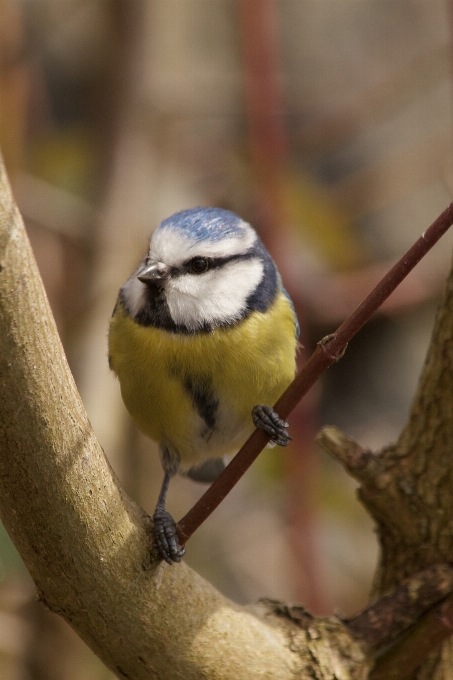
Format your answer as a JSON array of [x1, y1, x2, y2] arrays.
[[183, 376, 219, 431]]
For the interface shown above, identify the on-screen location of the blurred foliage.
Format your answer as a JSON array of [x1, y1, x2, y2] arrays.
[[28, 125, 97, 198], [286, 171, 368, 271]]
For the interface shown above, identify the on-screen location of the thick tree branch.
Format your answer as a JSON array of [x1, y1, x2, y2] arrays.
[[319, 422, 453, 675], [369, 594, 453, 680], [346, 564, 453, 648], [317, 247, 453, 676]]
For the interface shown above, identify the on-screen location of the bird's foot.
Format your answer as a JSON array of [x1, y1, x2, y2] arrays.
[[153, 507, 185, 565], [252, 405, 291, 446]]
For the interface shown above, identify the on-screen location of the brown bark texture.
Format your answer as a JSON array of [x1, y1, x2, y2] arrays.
[[317, 248, 453, 677]]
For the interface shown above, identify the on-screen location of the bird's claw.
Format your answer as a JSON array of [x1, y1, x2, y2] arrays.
[[252, 404, 291, 446], [153, 507, 185, 565]]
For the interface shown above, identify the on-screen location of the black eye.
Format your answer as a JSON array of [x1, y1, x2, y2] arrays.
[[190, 257, 209, 274]]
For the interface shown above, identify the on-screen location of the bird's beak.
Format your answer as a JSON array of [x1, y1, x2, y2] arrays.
[[137, 262, 170, 285]]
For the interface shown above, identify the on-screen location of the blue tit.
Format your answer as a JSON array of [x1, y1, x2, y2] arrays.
[[108, 207, 299, 564]]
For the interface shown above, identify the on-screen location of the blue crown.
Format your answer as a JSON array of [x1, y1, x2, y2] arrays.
[[158, 207, 248, 243]]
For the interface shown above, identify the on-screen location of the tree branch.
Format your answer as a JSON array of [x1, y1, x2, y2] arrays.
[[316, 426, 384, 485], [178, 201, 453, 544], [369, 594, 453, 680], [346, 564, 453, 648], [316, 243, 453, 676]]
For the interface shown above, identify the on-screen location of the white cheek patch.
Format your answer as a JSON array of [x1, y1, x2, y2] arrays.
[[150, 220, 257, 266], [121, 274, 147, 317], [165, 257, 264, 330]]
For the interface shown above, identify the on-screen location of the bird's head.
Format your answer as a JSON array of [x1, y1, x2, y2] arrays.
[[120, 207, 278, 332]]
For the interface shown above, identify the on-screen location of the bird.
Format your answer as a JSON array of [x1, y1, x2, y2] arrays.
[[108, 207, 299, 564]]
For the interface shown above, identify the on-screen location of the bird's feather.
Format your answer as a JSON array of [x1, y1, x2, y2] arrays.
[[109, 290, 297, 470]]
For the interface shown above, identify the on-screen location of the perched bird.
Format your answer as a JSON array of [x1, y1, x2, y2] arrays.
[[109, 207, 298, 564]]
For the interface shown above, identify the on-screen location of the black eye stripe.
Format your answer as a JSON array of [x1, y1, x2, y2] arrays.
[[168, 251, 257, 278], [180, 252, 253, 273]]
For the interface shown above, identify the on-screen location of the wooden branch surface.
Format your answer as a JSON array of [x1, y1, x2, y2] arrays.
[[318, 257, 453, 676], [369, 594, 453, 680], [346, 564, 453, 647]]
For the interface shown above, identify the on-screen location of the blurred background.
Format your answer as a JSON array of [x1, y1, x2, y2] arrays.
[[1, 0, 453, 677]]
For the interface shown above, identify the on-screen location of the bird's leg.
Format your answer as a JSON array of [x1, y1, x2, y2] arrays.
[[252, 405, 292, 446], [153, 470, 185, 565]]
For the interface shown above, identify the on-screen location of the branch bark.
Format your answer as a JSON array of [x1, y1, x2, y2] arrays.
[[369, 593, 453, 680], [318, 248, 453, 677]]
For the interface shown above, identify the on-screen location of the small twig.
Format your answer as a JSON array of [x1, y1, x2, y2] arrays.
[[177, 202, 453, 544], [346, 564, 453, 648], [316, 426, 384, 484], [369, 593, 453, 680]]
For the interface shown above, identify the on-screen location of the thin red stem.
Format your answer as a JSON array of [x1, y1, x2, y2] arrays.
[[177, 203, 453, 542]]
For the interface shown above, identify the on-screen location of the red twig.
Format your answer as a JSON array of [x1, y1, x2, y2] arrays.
[[239, 0, 287, 229], [177, 202, 453, 543]]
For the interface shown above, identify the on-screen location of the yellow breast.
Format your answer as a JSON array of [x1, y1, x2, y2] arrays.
[[108, 291, 297, 467]]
